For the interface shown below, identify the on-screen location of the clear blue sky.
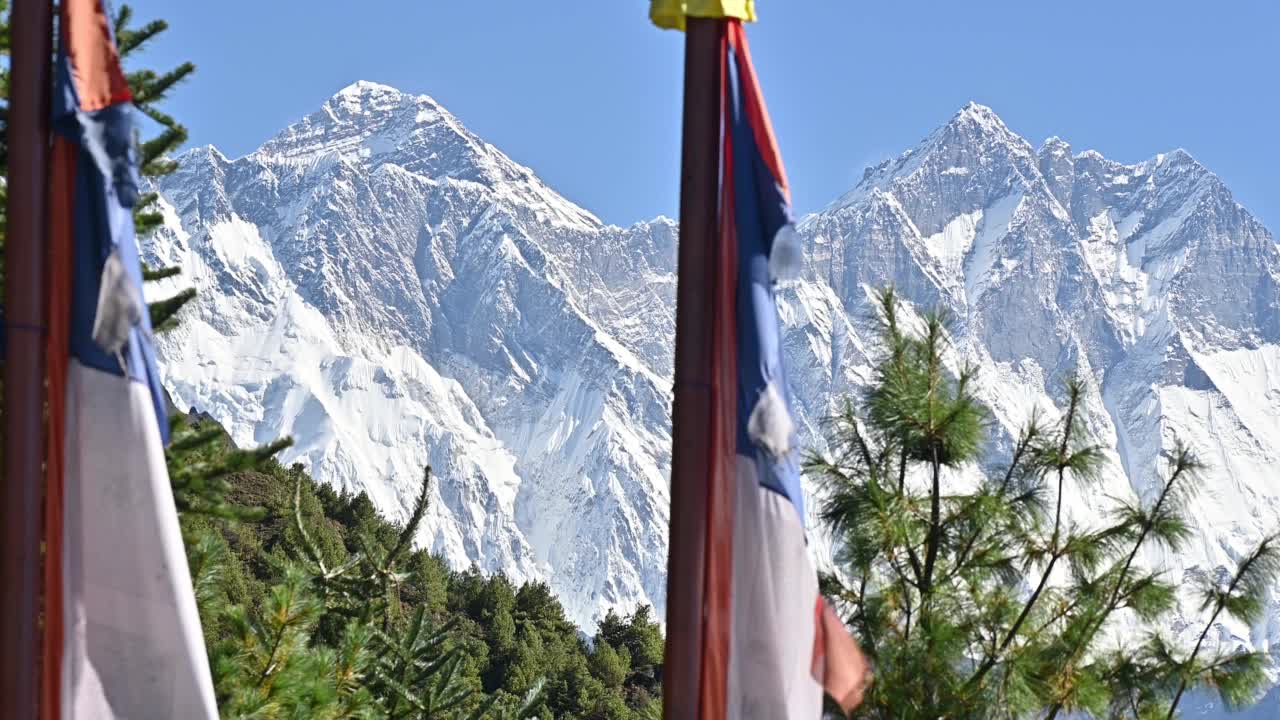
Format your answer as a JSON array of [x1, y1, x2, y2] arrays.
[[129, 1, 1278, 231]]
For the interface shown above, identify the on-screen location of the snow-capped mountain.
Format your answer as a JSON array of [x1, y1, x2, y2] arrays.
[[144, 83, 1280, 690], [146, 81, 677, 627], [791, 102, 1280, 689]]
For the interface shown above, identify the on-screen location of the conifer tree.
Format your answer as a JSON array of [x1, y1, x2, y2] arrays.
[[191, 464, 546, 719], [109, 6, 199, 333], [595, 605, 664, 707], [811, 288, 1280, 719]]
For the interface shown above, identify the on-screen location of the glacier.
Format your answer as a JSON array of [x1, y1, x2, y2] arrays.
[[143, 83, 1280, 706]]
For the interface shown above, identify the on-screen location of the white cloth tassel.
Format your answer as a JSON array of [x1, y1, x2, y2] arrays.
[[768, 224, 803, 283], [91, 248, 143, 360], [747, 380, 795, 459]]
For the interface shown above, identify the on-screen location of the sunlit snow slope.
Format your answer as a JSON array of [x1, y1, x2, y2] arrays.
[[146, 85, 1280, 702]]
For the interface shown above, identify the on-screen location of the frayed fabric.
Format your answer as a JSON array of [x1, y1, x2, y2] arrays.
[[768, 224, 803, 283], [90, 248, 142, 361], [747, 380, 795, 459]]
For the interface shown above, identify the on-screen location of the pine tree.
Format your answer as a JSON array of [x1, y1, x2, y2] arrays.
[[595, 606, 664, 707], [209, 560, 380, 718], [113, 6, 193, 234], [811, 288, 1279, 719], [180, 425, 665, 718], [167, 411, 291, 520], [1157, 535, 1280, 719], [191, 463, 546, 719]]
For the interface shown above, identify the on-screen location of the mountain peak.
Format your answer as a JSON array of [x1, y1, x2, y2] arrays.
[[939, 101, 1021, 148], [823, 102, 1031, 213], [954, 101, 1003, 124], [332, 79, 405, 100], [320, 80, 426, 119], [1157, 147, 1200, 169], [211, 79, 600, 231], [1039, 136, 1071, 153], [251, 80, 451, 168], [193, 144, 230, 164]]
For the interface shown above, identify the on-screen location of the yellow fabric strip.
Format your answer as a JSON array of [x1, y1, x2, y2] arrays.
[[650, 0, 757, 31]]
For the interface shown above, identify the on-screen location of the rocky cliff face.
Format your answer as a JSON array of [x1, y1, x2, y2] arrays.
[[145, 84, 1280, 696]]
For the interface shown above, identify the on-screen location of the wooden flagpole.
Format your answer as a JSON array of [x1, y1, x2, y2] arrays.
[[2, 0, 54, 717], [663, 16, 724, 720]]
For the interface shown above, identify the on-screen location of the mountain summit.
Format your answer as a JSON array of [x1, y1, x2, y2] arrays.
[[145, 85, 1280, 695]]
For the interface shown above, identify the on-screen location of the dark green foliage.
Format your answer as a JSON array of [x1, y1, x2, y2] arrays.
[[149, 286, 197, 332], [589, 642, 629, 690], [811, 288, 1279, 719], [595, 605, 664, 707], [186, 459, 506, 719], [167, 410, 290, 521], [183, 446, 662, 719], [213, 564, 380, 718], [1159, 535, 1280, 718]]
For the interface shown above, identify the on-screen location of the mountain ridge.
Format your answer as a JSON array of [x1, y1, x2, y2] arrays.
[[144, 83, 1280, 709]]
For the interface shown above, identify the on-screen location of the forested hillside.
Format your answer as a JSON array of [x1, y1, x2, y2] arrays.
[[178, 410, 664, 719]]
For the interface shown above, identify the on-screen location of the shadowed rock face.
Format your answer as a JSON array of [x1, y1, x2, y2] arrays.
[[146, 84, 1280, 704]]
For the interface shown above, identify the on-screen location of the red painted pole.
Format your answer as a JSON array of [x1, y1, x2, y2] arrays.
[[662, 16, 723, 720], [2, 0, 54, 717]]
